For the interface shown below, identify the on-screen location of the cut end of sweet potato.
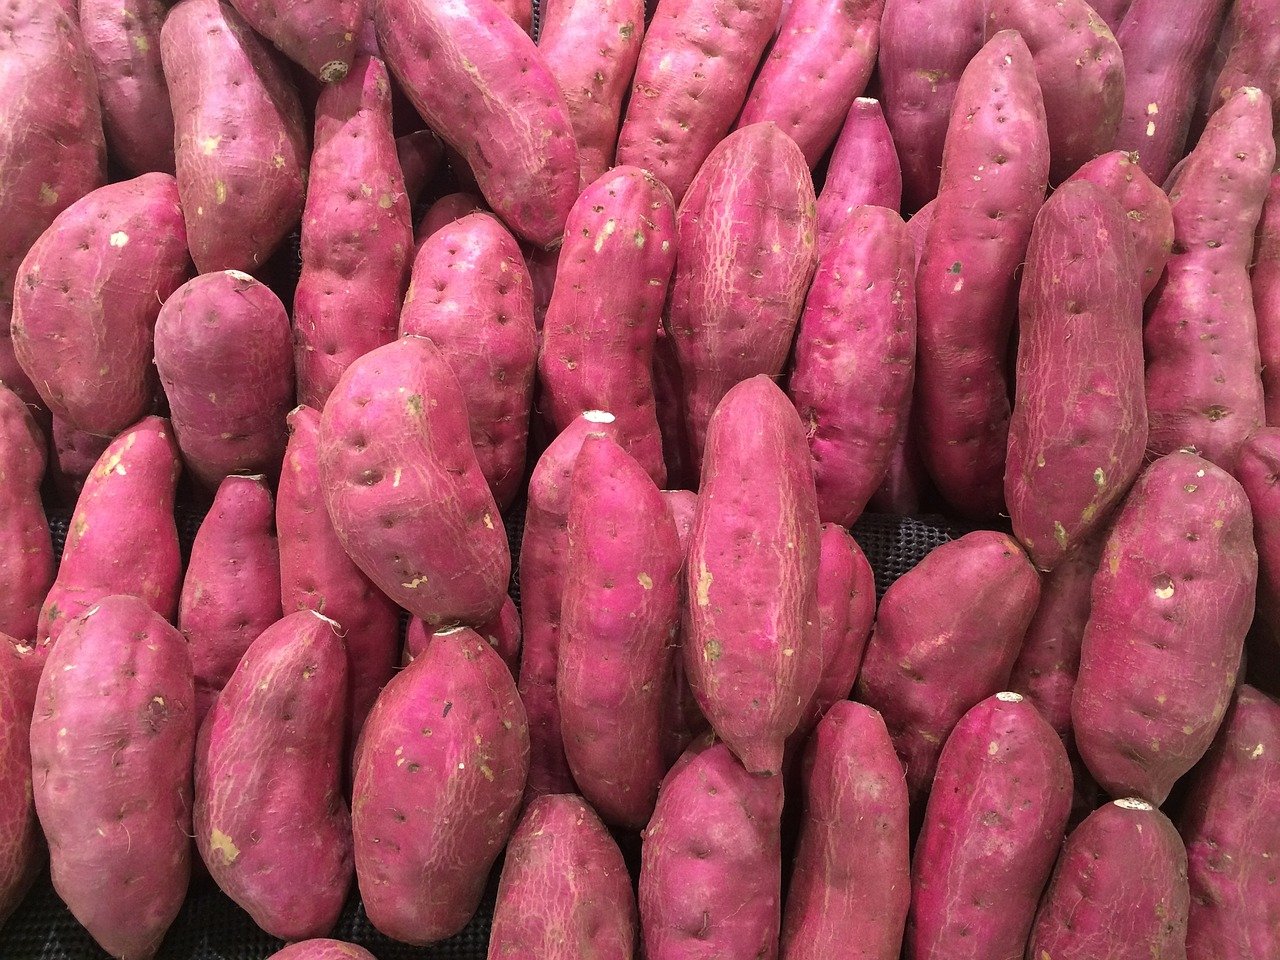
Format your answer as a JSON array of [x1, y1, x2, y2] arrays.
[[1113, 797, 1153, 811]]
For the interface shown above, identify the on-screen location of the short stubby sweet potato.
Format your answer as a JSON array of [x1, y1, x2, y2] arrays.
[[267, 942, 376, 960], [161, 0, 308, 274], [816, 98, 903, 251], [228, 0, 361, 82], [30, 595, 195, 960], [0, 386, 52, 645], [685, 376, 822, 776], [1073, 451, 1257, 805], [154, 270, 295, 488], [353, 626, 528, 945], [11, 174, 189, 437], [488, 794, 637, 959], [1239, 428, 1280, 649], [416, 192, 486, 248], [1253, 174, 1280, 424], [0, 646, 39, 928], [854, 530, 1041, 804]]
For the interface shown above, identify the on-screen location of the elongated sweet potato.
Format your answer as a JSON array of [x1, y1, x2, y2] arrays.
[[0, 386, 52, 646], [915, 30, 1049, 518], [685, 376, 822, 776], [659, 487, 706, 765], [1201, 0, 1280, 134], [539, 167, 675, 487], [31, 595, 195, 960], [228, 0, 361, 82], [816, 98, 903, 251], [855, 530, 1041, 803], [353, 626, 528, 945], [1240, 428, 1280, 650], [416, 192, 485, 247], [268, 943, 375, 960], [1073, 452, 1257, 805], [489, 794, 637, 959], [295, 56, 413, 409], [0, 646, 39, 928], [1256, 175, 1280, 424], [789, 204, 915, 526]]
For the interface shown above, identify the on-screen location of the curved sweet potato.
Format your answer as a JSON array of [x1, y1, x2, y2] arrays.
[[228, 0, 361, 82], [816, 98, 903, 251], [0, 386, 52, 646]]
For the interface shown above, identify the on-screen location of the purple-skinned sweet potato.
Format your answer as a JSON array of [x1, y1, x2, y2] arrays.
[[651, 326, 692, 490], [319, 336, 510, 627], [780, 702, 908, 960], [398, 213, 537, 510], [268, 943, 375, 960], [0, 386, 52, 646], [228, 0, 361, 82], [154, 270, 295, 489], [665, 123, 818, 475], [685, 376, 822, 776], [295, 55, 414, 409], [395, 130, 442, 210], [405, 595, 520, 675], [1201, 0, 1280, 135], [659, 487, 706, 765], [854, 530, 1041, 804], [48, 418, 111, 507], [788, 204, 915, 527], [1256, 175, 1280, 424], [488, 794, 637, 959], [195, 610, 352, 941], [1073, 451, 1257, 805], [37, 416, 181, 650], [30, 595, 195, 960], [352, 625, 528, 945], [0, 645, 40, 928], [180, 475, 283, 724], [539, 167, 675, 487], [1005, 181, 1147, 572], [1028, 798, 1189, 960], [905, 692, 1072, 960], [1241, 428, 1280, 651], [816, 98, 903, 251], [11, 174, 189, 437], [416, 192, 485, 248], [616, 0, 781, 205]]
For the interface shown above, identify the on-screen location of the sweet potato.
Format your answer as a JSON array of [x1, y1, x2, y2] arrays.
[[180, 475, 283, 724], [539, 0, 644, 185], [1073, 451, 1257, 805], [319, 335, 510, 627], [30, 595, 195, 960], [685, 376, 822, 776], [854, 530, 1041, 803], [489, 794, 637, 959], [48, 418, 111, 507], [1239, 428, 1280, 650], [154, 270, 295, 488], [0, 386, 52, 646], [1028, 798, 1189, 960], [1005, 181, 1146, 572], [268, 943, 375, 960], [914, 30, 1049, 518], [295, 56, 413, 409], [1178, 684, 1280, 958], [665, 124, 818, 474], [906, 692, 1072, 960], [539, 167, 675, 487], [788, 204, 915, 526], [11, 175, 188, 437], [816, 98, 903, 251], [0, 646, 39, 928], [616, 0, 781, 204], [406, 595, 520, 674], [161, 0, 308, 274], [1201, 0, 1280, 134], [416, 192, 486, 247], [37, 416, 181, 649], [1145, 87, 1274, 471], [228, 0, 361, 82], [659, 487, 706, 765], [79, 0, 175, 175], [352, 625, 528, 944], [1256, 174, 1280, 424], [639, 737, 783, 960], [395, 130, 442, 210], [399, 213, 537, 509]]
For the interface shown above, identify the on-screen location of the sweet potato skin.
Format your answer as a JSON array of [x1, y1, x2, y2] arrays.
[[0, 386, 52, 645], [0, 646, 40, 928], [659, 487, 707, 765], [1202, 0, 1280, 133], [227, 0, 361, 82], [30, 595, 195, 960], [416, 192, 485, 247], [816, 98, 903, 251], [268, 943, 376, 960], [1239, 428, 1280, 650], [406, 595, 521, 675], [1255, 174, 1280, 425], [1073, 452, 1257, 805]]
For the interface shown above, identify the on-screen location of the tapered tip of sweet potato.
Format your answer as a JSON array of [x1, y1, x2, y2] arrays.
[[308, 610, 342, 631], [583, 410, 616, 424], [995, 691, 1024, 702], [1113, 797, 1153, 811]]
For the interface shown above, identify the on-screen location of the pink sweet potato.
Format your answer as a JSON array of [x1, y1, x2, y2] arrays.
[[161, 0, 308, 274], [906, 692, 1072, 960], [788, 204, 915, 526], [399, 213, 537, 509], [396, 130, 442, 210], [11, 175, 188, 437], [405, 596, 520, 675], [616, 0, 781, 204], [416, 192, 485, 248], [31, 595, 195, 960], [319, 336, 510, 627], [1240, 428, 1280, 650], [295, 56, 413, 409], [353, 626, 528, 944], [665, 123, 818, 474], [539, 167, 675, 487], [37, 416, 181, 649], [1178, 684, 1280, 958], [780, 702, 908, 960], [268, 943, 376, 960], [539, 0, 645, 185], [659, 487, 706, 765], [1145, 87, 1274, 471], [0, 386, 52, 645], [0, 646, 39, 928], [914, 30, 1049, 518], [639, 737, 783, 960], [180, 475, 283, 724], [79, 0, 176, 175], [1028, 798, 1189, 960], [1005, 180, 1147, 571], [154, 270, 295, 488], [651, 326, 693, 490], [1073, 451, 1257, 805], [685, 376, 822, 776], [195, 610, 351, 941], [48, 418, 111, 507], [228, 0, 361, 82], [488, 794, 637, 959], [374, 0, 578, 248], [854, 530, 1041, 804], [1256, 174, 1280, 424], [816, 98, 903, 251], [1201, 0, 1280, 135]]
